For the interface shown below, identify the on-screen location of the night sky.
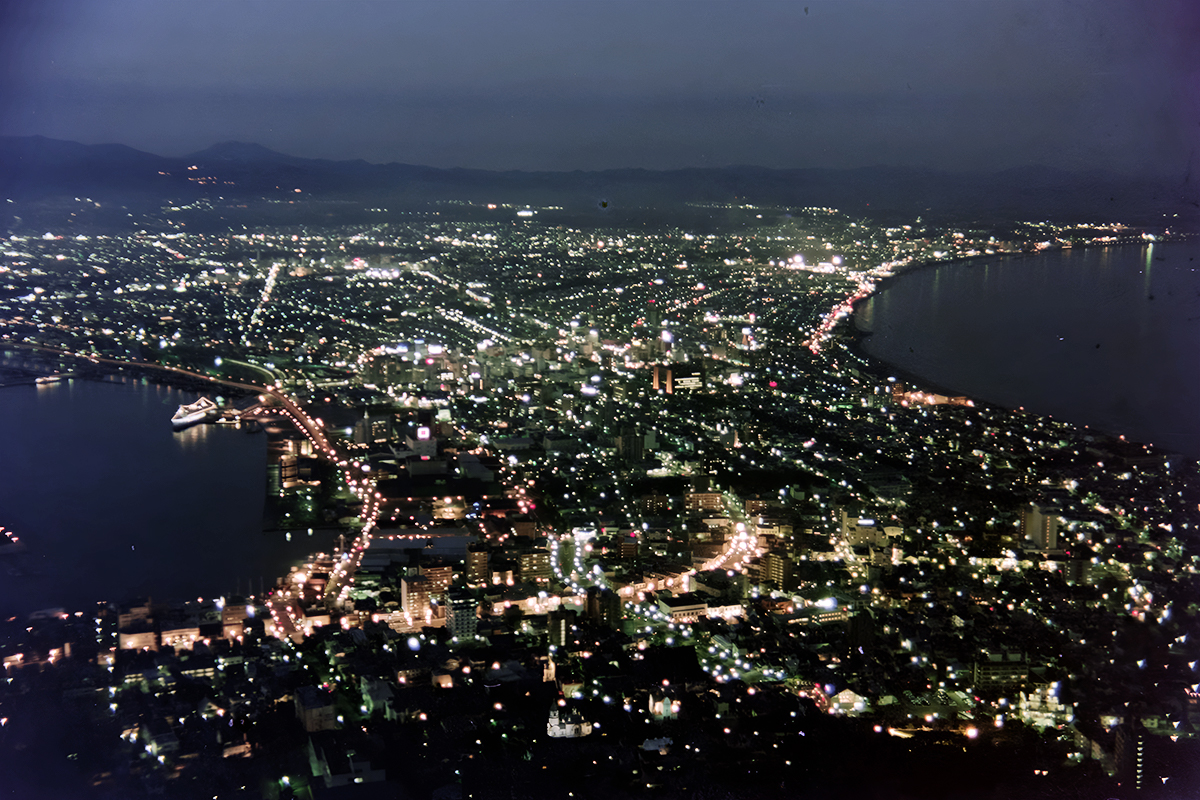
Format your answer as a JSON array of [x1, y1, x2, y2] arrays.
[[1, 0, 1197, 174]]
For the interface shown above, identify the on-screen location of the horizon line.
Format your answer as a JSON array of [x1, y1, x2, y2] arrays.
[[0, 133, 1152, 181]]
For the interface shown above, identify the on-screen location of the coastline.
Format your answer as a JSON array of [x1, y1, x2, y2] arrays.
[[0, 342, 261, 398], [0, 366, 295, 617], [0, 347, 357, 618], [842, 237, 1200, 461], [842, 325, 980, 403], [842, 321, 1190, 461], [863, 232, 1192, 297]]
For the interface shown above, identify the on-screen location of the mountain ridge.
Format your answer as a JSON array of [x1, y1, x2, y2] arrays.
[[0, 135, 1194, 226]]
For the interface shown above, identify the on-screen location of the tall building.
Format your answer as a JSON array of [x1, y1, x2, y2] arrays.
[[547, 607, 577, 648], [400, 576, 431, 620], [517, 548, 551, 585], [653, 364, 673, 394], [353, 412, 393, 444], [618, 535, 640, 560], [759, 551, 794, 591], [617, 426, 645, 463], [419, 562, 454, 596], [1020, 504, 1059, 551], [1115, 718, 1146, 794], [586, 586, 621, 630], [466, 544, 489, 588], [445, 590, 478, 640]]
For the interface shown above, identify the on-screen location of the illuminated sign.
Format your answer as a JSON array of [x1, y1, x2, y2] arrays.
[[417, 426, 431, 441]]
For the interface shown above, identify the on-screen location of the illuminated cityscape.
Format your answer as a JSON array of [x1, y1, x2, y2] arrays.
[[1, 0, 1198, 795], [1, 190, 1197, 799]]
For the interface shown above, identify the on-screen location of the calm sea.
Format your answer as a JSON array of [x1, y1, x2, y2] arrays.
[[856, 240, 1200, 460], [0, 377, 329, 616]]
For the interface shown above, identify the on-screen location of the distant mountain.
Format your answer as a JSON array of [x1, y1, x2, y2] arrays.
[[185, 141, 305, 163], [0, 135, 1194, 226]]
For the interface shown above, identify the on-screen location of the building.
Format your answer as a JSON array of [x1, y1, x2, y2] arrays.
[[744, 497, 782, 516], [618, 426, 645, 463], [445, 590, 478, 640], [419, 562, 454, 595], [353, 413, 393, 444], [118, 600, 153, 631], [759, 551, 794, 591], [586, 586, 621, 630], [140, 719, 180, 758], [829, 689, 870, 717], [466, 544, 489, 587], [639, 494, 672, 514], [618, 535, 640, 560], [221, 604, 251, 640], [1020, 504, 1060, 551], [405, 425, 437, 458], [1114, 718, 1146, 793], [659, 364, 705, 392], [840, 510, 890, 547], [359, 678, 397, 721], [118, 625, 159, 651], [756, 517, 792, 542], [684, 492, 724, 513], [159, 624, 201, 651], [652, 364, 672, 394], [547, 707, 593, 738], [786, 605, 851, 627], [400, 575, 432, 621], [307, 735, 387, 788], [656, 593, 708, 623], [295, 686, 338, 732], [1017, 683, 1073, 730], [972, 651, 1029, 688], [649, 692, 680, 721], [517, 548, 551, 585], [547, 607, 577, 648]]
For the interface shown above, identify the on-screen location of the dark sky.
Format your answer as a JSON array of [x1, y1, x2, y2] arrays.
[[1, 0, 1197, 174]]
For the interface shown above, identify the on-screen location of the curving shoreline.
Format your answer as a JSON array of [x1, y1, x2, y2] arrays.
[[860, 233, 1192, 298], [843, 237, 1200, 460]]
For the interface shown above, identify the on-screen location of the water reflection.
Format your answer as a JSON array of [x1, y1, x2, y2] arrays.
[[0, 378, 282, 615], [858, 241, 1200, 459]]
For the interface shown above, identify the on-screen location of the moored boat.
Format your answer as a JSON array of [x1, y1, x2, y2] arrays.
[[171, 395, 220, 429]]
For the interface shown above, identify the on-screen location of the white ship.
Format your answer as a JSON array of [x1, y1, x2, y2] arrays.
[[171, 395, 220, 430]]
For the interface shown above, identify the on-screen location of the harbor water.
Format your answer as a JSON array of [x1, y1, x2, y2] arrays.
[[856, 240, 1200, 460], [0, 376, 328, 616]]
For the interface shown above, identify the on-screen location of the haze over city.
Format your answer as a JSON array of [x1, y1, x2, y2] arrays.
[[2, 0, 1198, 175]]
